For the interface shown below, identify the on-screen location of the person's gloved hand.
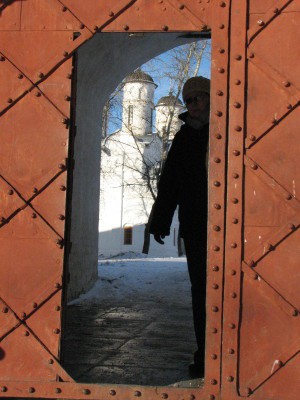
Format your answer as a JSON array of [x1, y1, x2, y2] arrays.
[[154, 233, 165, 245]]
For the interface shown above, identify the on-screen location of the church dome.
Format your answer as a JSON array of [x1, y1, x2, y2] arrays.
[[156, 94, 183, 107], [124, 69, 155, 84]]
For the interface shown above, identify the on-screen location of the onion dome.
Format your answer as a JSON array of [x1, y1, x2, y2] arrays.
[[156, 94, 183, 107], [124, 69, 155, 84]]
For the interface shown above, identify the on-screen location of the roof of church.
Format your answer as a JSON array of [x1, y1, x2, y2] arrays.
[[124, 69, 155, 84], [156, 94, 183, 107]]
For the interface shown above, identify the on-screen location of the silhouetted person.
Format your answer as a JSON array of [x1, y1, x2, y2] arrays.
[[149, 76, 210, 378]]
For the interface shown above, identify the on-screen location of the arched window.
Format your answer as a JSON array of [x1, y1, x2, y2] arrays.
[[128, 105, 133, 126], [124, 225, 133, 245]]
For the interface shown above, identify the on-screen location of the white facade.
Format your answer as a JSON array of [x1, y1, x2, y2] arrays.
[[99, 71, 182, 257], [156, 95, 185, 140]]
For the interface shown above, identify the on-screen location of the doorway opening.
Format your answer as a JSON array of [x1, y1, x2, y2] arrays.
[[61, 32, 212, 388]]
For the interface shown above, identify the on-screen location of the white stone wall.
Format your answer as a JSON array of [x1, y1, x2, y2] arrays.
[[99, 132, 180, 257], [156, 103, 185, 140], [122, 81, 156, 137]]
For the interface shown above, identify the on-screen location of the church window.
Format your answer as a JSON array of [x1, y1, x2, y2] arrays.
[[128, 105, 133, 126], [124, 226, 133, 245]]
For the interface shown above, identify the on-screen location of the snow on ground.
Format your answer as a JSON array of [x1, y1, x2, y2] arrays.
[[69, 252, 190, 306]]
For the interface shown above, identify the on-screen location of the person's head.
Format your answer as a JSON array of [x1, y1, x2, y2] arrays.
[[182, 77, 210, 120]]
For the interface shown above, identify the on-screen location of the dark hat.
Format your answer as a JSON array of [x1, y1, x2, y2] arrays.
[[182, 76, 210, 100]]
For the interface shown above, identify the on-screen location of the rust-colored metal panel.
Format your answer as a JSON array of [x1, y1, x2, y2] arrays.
[[223, 0, 300, 399], [0, 1, 21, 30]]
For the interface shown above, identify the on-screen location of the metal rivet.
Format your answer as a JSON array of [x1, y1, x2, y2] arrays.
[[8, 189, 14, 195], [61, 5, 67, 11], [109, 11, 114, 17], [211, 354, 217, 360], [218, 67, 225, 73], [53, 328, 60, 334], [179, 4, 185, 9], [234, 125, 242, 131], [66, 73, 72, 79], [21, 312, 26, 318], [219, 48, 225, 53], [110, 390, 116, 396], [248, 134, 256, 141], [0, 56, 5, 61], [233, 150, 240, 156], [213, 225, 221, 231], [62, 117, 69, 125], [214, 203, 221, 210], [33, 187, 38, 194], [219, 1, 226, 7], [229, 323, 236, 329], [247, 259, 255, 267], [18, 73, 23, 79], [216, 90, 223, 97], [162, 25, 169, 31], [211, 327, 218, 334], [213, 246, 220, 252], [35, 91, 41, 97], [189, 395, 195, 400], [79, 23, 85, 29], [48, 359, 54, 364], [228, 348, 235, 354], [272, 118, 278, 124], [2, 307, 8, 313], [248, 52, 255, 59], [58, 163, 66, 170], [93, 25, 98, 31], [60, 185, 67, 191], [212, 266, 219, 272], [266, 243, 273, 251], [230, 269, 237, 276], [31, 213, 37, 219], [32, 302, 38, 308], [219, 24, 225, 29], [55, 283, 61, 289], [55, 388, 62, 394], [134, 391, 142, 397], [215, 133, 222, 139], [63, 51, 69, 57], [245, 388, 252, 396], [28, 387, 35, 393], [227, 376, 234, 382], [232, 218, 238, 224], [231, 292, 237, 298], [212, 284, 219, 290], [231, 243, 237, 248], [83, 389, 91, 395], [0, 217, 6, 224], [257, 19, 265, 26], [64, 95, 70, 101], [233, 102, 241, 108], [58, 214, 65, 220], [283, 81, 291, 87], [253, 273, 258, 280], [55, 306, 61, 311], [0, 387, 7, 392], [214, 181, 221, 187], [235, 54, 242, 60], [285, 194, 292, 200], [38, 72, 44, 78], [215, 110, 223, 117], [7, 98, 13, 103], [210, 379, 218, 385], [251, 163, 258, 170], [161, 394, 168, 399], [212, 306, 219, 312], [287, 103, 292, 109], [234, 79, 241, 85], [232, 173, 239, 179], [288, 223, 296, 230], [292, 309, 298, 316], [214, 157, 221, 163], [209, 396, 215, 400]]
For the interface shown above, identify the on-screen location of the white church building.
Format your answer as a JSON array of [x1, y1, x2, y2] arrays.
[[98, 70, 184, 257]]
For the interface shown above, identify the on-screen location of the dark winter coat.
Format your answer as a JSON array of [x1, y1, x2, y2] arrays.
[[149, 112, 209, 239]]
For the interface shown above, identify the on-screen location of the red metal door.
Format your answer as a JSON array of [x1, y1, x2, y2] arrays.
[[222, 1, 300, 399]]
